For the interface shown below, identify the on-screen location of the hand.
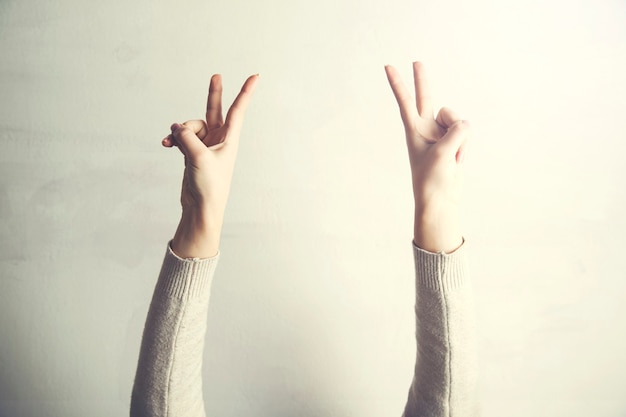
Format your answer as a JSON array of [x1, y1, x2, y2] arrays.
[[163, 73, 259, 258], [385, 62, 469, 253]]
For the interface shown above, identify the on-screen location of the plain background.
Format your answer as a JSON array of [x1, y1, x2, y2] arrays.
[[1, 0, 625, 416]]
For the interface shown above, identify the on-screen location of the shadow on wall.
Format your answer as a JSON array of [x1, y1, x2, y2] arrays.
[[0, 136, 175, 416]]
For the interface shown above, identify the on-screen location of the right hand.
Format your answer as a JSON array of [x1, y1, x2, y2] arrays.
[[385, 62, 470, 253], [163, 73, 259, 258]]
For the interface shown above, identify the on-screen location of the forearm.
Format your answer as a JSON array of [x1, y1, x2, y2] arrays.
[[403, 241, 479, 417], [131, 243, 218, 417], [413, 207, 463, 255], [172, 208, 223, 259]]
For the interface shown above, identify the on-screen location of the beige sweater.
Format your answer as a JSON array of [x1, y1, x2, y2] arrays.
[[130, 241, 479, 417]]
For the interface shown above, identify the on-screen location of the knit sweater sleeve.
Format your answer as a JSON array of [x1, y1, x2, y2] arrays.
[[130, 242, 219, 417], [402, 239, 480, 417]]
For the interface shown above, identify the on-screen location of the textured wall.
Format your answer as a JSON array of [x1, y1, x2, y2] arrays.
[[1, 0, 625, 416]]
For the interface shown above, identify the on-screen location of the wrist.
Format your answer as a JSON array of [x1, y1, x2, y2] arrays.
[[413, 208, 463, 254], [171, 209, 223, 258]]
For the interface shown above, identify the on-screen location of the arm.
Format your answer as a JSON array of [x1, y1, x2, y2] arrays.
[[130, 73, 259, 417], [130, 246, 219, 417], [405, 241, 479, 417], [385, 62, 480, 416]]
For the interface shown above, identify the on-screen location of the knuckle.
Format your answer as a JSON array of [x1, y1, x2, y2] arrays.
[[173, 126, 191, 138]]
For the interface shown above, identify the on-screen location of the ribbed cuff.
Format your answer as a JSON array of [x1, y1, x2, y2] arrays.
[[413, 237, 468, 292], [154, 241, 220, 301]]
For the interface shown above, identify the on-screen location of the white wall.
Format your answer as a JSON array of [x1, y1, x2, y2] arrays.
[[1, 0, 625, 416]]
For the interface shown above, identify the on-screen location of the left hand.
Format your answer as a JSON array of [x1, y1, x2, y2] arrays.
[[164, 73, 259, 258]]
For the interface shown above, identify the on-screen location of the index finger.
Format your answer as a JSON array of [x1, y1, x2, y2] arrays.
[[224, 74, 259, 133], [413, 61, 434, 120]]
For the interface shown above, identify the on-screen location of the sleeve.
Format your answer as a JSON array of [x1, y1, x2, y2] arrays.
[[402, 239, 480, 417], [130, 242, 219, 417]]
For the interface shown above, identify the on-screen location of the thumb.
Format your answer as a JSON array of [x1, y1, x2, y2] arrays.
[[437, 120, 469, 161], [170, 123, 206, 157]]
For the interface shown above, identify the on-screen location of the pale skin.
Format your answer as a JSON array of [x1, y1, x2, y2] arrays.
[[162, 73, 259, 258], [164, 62, 468, 258], [385, 62, 469, 253]]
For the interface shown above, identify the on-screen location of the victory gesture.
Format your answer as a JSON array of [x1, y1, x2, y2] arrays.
[[163, 73, 259, 258], [385, 62, 469, 253], [133, 64, 479, 417]]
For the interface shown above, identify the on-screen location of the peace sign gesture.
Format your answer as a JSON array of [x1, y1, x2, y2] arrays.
[[164, 73, 259, 258], [385, 62, 469, 253]]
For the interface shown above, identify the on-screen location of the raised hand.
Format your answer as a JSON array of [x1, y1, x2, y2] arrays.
[[163, 73, 259, 258], [385, 62, 469, 253]]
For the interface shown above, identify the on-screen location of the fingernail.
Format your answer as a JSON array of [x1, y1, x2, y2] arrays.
[[170, 123, 182, 131]]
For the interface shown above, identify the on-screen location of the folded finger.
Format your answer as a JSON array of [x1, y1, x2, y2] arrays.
[[182, 119, 208, 139], [435, 107, 462, 129], [170, 123, 206, 157], [438, 120, 470, 159], [456, 139, 469, 164], [162, 134, 175, 147]]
